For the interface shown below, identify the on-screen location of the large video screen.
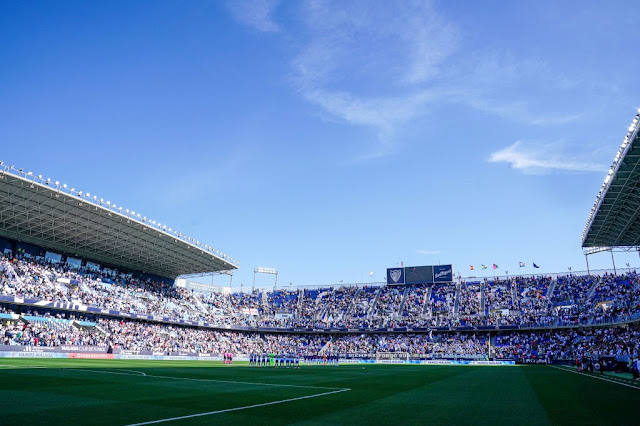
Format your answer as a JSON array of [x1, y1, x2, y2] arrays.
[[404, 266, 434, 285], [387, 264, 453, 285]]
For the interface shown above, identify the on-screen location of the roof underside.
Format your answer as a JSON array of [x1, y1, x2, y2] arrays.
[[583, 112, 640, 248], [0, 172, 237, 279]]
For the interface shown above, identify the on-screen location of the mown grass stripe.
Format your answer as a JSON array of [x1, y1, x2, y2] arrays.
[[549, 365, 640, 390]]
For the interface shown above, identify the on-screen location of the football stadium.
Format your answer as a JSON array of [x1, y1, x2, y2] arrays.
[[2, 2, 640, 425], [0, 111, 639, 424]]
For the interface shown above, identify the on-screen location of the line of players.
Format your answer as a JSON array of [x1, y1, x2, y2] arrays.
[[249, 353, 340, 367], [249, 353, 300, 368], [303, 354, 339, 366]]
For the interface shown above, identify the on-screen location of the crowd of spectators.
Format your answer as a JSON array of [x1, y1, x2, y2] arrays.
[[485, 279, 514, 311], [1, 302, 639, 362], [494, 325, 640, 363], [3, 254, 640, 331], [458, 283, 481, 316]]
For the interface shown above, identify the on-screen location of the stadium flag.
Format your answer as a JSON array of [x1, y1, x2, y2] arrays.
[[470, 265, 475, 271], [519, 262, 525, 267], [533, 263, 540, 268], [481, 265, 488, 270], [492, 264, 498, 269]]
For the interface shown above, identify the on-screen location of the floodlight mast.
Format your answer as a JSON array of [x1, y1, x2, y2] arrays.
[[253, 267, 278, 291]]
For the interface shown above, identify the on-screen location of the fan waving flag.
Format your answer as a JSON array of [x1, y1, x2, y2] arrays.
[[533, 263, 540, 269], [492, 264, 498, 269], [519, 262, 525, 268]]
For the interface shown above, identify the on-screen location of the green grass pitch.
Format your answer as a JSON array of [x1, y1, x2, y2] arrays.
[[0, 358, 637, 425]]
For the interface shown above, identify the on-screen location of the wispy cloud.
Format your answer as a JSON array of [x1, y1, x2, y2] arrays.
[[292, 1, 458, 139], [288, 1, 587, 159], [227, 0, 280, 33], [227, 0, 590, 160], [417, 249, 441, 255], [463, 96, 583, 126], [451, 54, 584, 126], [488, 141, 607, 174], [302, 88, 444, 132]]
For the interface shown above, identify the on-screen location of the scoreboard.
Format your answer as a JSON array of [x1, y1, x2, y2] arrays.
[[386, 264, 453, 285]]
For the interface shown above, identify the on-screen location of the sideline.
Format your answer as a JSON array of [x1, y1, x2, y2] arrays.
[[125, 388, 351, 426], [548, 365, 640, 390]]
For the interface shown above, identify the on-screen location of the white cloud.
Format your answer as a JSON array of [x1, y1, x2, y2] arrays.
[[463, 96, 583, 126], [302, 88, 444, 131], [417, 249, 441, 255], [288, 1, 587, 159], [488, 141, 607, 174], [227, 0, 280, 33], [450, 55, 584, 126], [292, 0, 459, 136], [227, 0, 591, 160]]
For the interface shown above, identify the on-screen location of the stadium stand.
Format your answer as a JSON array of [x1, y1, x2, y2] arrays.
[[3, 252, 640, 331], [2, 125, 640, 368], [2, 249, 640, 366], [1, 300, 639, 365]]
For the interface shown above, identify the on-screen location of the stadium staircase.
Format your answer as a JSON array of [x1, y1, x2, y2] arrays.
[[77, 277, 99, 299], [41, 272, 65, 295], [587, 277, 601, 300], [453, 283, 461, 316], [510, 280, 519, 309], [3, 262, 23, 287], [189, 293, 208, 314], [319, 300, 331, 322], [296, 289, 304, 318], [480, 281, 486, 314], [422, 286, 432, 318], [545, 278, 557, 309], [314, 289, 330, 321], [395, 287, 410, 320], [367, 287, 383, 318], [346, 288, 363, 317], [318, 337, 335, 354]]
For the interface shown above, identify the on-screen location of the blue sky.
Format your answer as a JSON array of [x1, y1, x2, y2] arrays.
[[1, 0, 639, 289]]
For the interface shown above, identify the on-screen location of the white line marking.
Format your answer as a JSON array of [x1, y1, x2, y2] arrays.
[[125, 388, 351, 426], [0, 364, 48, 369], [66, 368, 343, 390], [549, 365, 640, 390], [117, 369, 147, 376]]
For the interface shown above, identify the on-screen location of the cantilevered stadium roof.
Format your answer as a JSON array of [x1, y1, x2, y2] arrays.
[[0, 164, 238, 278], [582, 109, 640, 248]]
